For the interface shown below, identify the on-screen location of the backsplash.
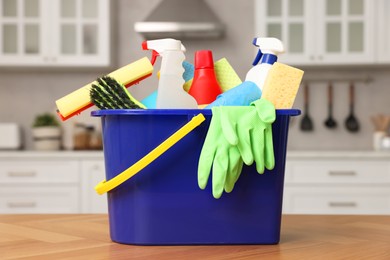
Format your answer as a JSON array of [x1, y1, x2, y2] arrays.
[[287, 70, 390, 150], [0, 0, 389, 150]]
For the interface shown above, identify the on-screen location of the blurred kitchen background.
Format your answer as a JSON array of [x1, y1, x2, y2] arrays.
[[1, 0, 390, 215], [0, 0, 389, 150]]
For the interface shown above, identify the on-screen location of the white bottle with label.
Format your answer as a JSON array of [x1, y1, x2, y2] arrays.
[[245, 37, 285, 91]]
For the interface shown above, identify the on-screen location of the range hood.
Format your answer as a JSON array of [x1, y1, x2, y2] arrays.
[[134, 0, 225, 39]]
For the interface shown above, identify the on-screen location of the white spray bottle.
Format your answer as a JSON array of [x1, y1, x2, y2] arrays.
[[142, 39, 198, 109], [245, 37, 285, 91]]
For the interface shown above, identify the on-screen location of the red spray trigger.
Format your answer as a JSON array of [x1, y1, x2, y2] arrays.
[[142, 41, 159, 65], [150, 50, 159, 65], [141, 41, 148, 50]]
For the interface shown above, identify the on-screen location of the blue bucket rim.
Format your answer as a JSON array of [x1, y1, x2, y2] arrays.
[[91, 109, 301, 117]]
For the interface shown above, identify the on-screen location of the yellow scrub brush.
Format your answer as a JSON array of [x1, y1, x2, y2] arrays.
[[56, 57, 153, 120], [90, 76, 145, 109]]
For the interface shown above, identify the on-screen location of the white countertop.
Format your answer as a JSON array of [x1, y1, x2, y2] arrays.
[[0, 150, 390, 159]]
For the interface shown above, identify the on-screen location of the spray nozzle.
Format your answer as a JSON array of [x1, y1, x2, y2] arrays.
[[142, 38, 186, 66], [252, 49, 263, 66], [251, 37, 284, 65]]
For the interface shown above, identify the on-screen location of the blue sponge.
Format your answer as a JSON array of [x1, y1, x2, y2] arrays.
[[205, 81, 261, 109], [141, 91, 157, 109], [182, 61, 194, 82]]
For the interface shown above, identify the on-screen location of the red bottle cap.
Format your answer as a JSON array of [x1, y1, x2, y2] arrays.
[[195, 50, 214, 69], [189, 50, 222, 105]]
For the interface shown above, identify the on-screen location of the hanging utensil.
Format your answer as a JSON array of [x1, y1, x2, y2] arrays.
[[300, 83, 313, 131], [345, 82, 360, 132], [324, 82, 337, 129]]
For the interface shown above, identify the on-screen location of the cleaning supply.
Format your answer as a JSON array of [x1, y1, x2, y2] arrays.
[[92, 108, 299, 245], [214, 58, 242, 92], [198, 99, 276, 199], [142, 39, 198, 109], [182, 61, 195, 82], [141, 61, 194, 109], [245, 37, 284, 91], [55, 57, 153, 120], [188, 50, 222, 106], [183, 58, 241, 93], [205, 81, 261, 108], [198, 106, 243, 199], [261, 62, 304, 109], [90, 76, 145, 109], [141, 91, 158, 109], [223, 99, 276, 172]]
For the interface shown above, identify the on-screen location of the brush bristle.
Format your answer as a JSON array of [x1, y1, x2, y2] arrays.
[[97, 77, 126, 109], [90, 85, 111, 109], [89, 76, 144, 110]]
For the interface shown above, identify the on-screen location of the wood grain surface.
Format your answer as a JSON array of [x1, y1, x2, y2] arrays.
[[1, 214, 390, 259]]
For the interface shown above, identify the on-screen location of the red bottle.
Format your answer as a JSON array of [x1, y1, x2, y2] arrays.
[[189, 50, 222, 105]]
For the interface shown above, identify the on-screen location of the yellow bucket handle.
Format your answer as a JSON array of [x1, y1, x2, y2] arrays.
[[95, 113, 206, 195]]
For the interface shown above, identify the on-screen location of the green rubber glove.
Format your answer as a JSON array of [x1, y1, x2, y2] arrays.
[[198, 106, 244, 199], [198, 99, 275, 198], [222, 98, 276, 174]]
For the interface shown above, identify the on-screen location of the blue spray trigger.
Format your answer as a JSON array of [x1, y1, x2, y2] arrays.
[[261, 53, 278, 65], [252, 49, 263, 66]]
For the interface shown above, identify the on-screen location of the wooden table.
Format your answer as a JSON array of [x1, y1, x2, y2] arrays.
[[1, 214, 390, 259]]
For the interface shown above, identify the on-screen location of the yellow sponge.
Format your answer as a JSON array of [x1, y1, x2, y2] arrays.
[[183, 78, 193, 92], [56, 57, 153, 119], [214, 58, 242, 92], [183, 58, 241, 93], [261, 62, 304, 109]]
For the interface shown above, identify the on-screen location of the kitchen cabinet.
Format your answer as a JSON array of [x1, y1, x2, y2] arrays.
[[0, 0, 110, 67], [255, 0, 375, 65], [0, 159, 80, 213], [0, 152, 106, 214], [377, 0, 390, 63], [0, 186, 79, 214], [3, 151, 390, 215], [283, 152, 390, 215], [80, 160, 107, 213]]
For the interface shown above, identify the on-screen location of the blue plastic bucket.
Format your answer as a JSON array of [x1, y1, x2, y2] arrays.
[[92, 109, 300, 245]]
